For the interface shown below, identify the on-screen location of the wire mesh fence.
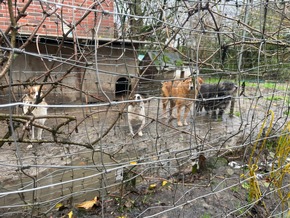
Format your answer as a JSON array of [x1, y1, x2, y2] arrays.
[[0, 0, 290, 217]]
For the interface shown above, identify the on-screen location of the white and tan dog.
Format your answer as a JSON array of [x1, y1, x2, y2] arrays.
[[23, 85, 48, 140], [127, 94, 146, 136]]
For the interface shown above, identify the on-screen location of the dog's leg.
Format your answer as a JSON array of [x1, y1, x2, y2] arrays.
[[162, 98, 169, 118], [37, 128, 43, 140], [218, 109, 224, 119], [137, 115, 146, 136], [183, 104, 191, 126], [31, 125, 35, 139], [37, 120, 44, 140], [176, 104, 183, 126], [196, 101, 201, 113], [211, 110, 217, 119], [128, 116, 134, 136], [129, 123, 134, 136], [36, 118, 46, 140], [169, 99, 176, 119]]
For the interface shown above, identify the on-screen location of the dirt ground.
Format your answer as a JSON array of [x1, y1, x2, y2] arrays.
[[0, 84, 289, 217]]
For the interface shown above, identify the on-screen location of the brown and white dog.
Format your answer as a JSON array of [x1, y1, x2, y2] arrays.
[[161, 77, 203, 126], [23, 85, 48, 140], [128, 94, 146, 136]]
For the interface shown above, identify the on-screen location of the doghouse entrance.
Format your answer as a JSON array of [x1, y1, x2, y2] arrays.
[[115, 77, 131, 97]]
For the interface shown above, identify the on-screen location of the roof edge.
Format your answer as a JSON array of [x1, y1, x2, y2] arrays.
[[15, 33, 150, 45]]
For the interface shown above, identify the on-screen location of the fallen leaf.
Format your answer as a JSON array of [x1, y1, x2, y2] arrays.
[[68, 211, 73, 218], [124, 200, 133, 208], [76, 196, 99, 210], [55, 203, 63, 209], [149, 184, 157, 190], [55, 202, 68, 211], [130, 161, 137, 165], [162, 180, 168, 186]]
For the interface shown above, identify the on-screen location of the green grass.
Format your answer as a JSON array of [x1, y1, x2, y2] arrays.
[[203, 77, 288, 91], [265, 96, 284, 101], [242, 82, 287, 91]]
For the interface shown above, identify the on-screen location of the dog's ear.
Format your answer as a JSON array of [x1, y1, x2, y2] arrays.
[[197, 77, 204, 84], [22, 78, 32, 90], [141, 95, 147, 103], [128, 95, 135, 106], [25, 85, 32, 94], [40, 85, 47, 92], [218, 82, 224, 87]]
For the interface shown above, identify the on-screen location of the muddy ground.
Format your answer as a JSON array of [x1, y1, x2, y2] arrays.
[[0, 84, 289, 217]]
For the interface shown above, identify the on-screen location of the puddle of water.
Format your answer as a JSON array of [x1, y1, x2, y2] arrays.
[[0, 150, 121, 215]]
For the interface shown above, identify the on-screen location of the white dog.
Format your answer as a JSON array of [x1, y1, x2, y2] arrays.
[[127, 94, 146, 136], [23, 85, 48, 140]]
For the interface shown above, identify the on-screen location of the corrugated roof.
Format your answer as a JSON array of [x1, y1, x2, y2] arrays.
[[146, 51, 182, 70]]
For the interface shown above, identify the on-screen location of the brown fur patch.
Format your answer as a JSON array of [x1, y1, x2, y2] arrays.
[[162, 77, 203, 126]]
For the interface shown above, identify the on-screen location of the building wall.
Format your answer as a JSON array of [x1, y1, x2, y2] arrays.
[[0, 41, 138, 104], [0, 1, 142, 103], [0, 0, 115, 38], [174, 67, 192, 79]]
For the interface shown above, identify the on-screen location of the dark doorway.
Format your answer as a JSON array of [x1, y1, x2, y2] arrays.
[[115, 77, 131, 97], [180, 70, 185, 78]]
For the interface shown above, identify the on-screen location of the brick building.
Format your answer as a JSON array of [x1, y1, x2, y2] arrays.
[[0, 0, 115, 38]]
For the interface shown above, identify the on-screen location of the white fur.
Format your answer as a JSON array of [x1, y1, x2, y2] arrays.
[[23, 86, 47, 140], [127, 94, 146, 136]]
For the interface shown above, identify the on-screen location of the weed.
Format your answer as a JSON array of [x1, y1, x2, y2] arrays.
[[245, 110, 274, 209], [270, 121, 290, 213], [265, 140, 276, 152], [283, 110, 290, 116], [234, 111, 241, 117], [142, 195, 149, 204], [230, 186, 239, 193], [235, 202, 246, 215], [201, 213, 211, 218]]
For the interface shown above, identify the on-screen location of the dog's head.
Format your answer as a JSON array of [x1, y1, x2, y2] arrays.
[[26, 85, 44, 100], [219, 82, 238, 95], [182, 78, 194, 91], [134, 94, 143, 101], [130, 94, 144, 106], [183, 77, 204, 91]]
